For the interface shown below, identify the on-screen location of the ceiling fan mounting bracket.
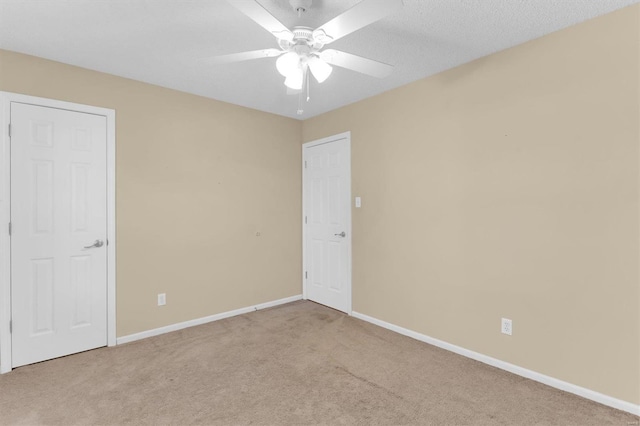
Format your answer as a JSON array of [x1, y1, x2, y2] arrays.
[[289, 0, 312, 15]]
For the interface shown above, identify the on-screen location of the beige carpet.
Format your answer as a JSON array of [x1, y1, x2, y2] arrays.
[[0, 300, 637, 425]]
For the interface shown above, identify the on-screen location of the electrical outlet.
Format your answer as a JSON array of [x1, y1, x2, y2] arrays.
[[158, 293, 166, 306], [501, 318, 512, 336]]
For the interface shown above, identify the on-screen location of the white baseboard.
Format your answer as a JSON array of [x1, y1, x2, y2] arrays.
[[351, 311, 640, 417], [117, 295, 302, 345]]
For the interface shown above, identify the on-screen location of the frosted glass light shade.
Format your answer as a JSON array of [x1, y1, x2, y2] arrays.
[[276, 52, 300, 77], [284, 67, 304, 90], [308, 56, 333, 83]]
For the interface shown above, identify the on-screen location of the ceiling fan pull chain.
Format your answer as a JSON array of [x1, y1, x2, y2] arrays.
[[306, 69, 311, 102]]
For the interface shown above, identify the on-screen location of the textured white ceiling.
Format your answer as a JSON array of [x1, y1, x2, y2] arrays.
[[0, 0, 637, 119]]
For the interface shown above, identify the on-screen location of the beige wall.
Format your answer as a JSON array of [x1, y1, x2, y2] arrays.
[[0, 49, 303, 337], [303, 5, 640, 405]]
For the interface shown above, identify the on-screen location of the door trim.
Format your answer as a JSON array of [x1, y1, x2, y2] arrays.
[[302, 131, 352, 314], [0, 92, 117, 373]]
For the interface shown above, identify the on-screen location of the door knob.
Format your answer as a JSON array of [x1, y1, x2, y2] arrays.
[[334, 231, 346, 237], [84, 240, 104, 249]]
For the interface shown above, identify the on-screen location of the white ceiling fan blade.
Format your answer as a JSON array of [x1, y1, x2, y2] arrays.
[[207, 49, 283, 64], [226, 0, 294, 41], [313, 0, 403, 45], [320, 49, 394, 79]]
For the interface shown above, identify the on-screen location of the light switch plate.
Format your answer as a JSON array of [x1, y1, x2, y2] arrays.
[[355, 197, 361, 208]]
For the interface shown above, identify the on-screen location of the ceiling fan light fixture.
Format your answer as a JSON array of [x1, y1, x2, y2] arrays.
[[218, 0, 403, 102], [276, 52, 300, 77], [284, 67, 304, 90], [308, 56, 332, 83]]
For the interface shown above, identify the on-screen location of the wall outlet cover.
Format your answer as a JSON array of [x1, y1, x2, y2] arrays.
[[501, 318, 512, 335]]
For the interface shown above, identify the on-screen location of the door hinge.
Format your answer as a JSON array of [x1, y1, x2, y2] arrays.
[[304, 160, 307, 169], [8, 222, 11, 236], [8, 124, 11, 138], [305, 271, 308, 279], [9, 320, 12, 334], [305, 216, 307, 224]]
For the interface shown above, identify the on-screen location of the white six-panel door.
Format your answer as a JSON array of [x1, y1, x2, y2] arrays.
[[303, 134, 351, 313], [10, 102, 108, 368]]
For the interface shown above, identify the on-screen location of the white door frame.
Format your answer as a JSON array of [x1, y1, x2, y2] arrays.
[[302, 131, 352, 314], [0, 92, 117, 373]]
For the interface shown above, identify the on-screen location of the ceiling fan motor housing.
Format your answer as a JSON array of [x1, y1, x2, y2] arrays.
[[292, 27, 313, 41], [278, 26, 324, 53]]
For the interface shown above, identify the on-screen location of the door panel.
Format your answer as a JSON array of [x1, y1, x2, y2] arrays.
[[70, 255, 92, 328], [32, 161, 54, 234], [31, 258, 54, 335], [304, 137, 351, 313], [11, 102, 108, 368]]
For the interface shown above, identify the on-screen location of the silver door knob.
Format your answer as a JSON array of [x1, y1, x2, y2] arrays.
[[84, 240, 104, 249], [334, 232, 346, 237]]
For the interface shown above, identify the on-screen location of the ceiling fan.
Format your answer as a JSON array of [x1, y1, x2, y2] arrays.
[[212, 0, 403, 94]]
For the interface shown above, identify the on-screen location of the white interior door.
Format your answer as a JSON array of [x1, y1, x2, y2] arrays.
[[10, 102, 108, 368], [303, 134, 351, 313]]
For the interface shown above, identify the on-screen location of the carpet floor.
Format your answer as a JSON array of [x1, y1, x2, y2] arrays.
[[0, 300, 637, 425]]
